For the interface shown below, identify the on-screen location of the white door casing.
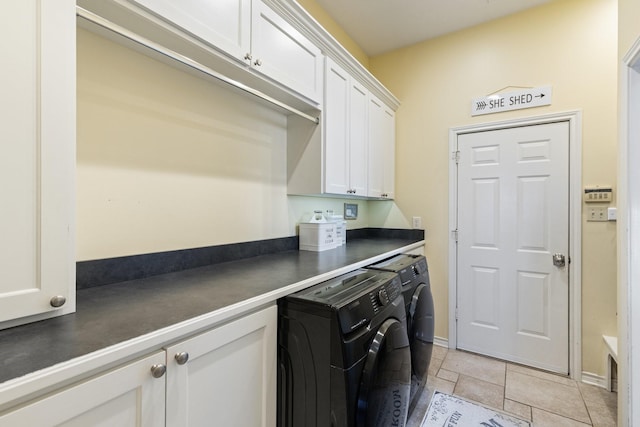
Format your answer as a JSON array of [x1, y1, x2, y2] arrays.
[[448, 112, 582, 378]]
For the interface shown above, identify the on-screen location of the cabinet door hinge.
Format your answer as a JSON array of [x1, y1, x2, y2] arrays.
[[455, 307, 459, 321], [451, 229, 459, 242], [452, 150, 460, 164]]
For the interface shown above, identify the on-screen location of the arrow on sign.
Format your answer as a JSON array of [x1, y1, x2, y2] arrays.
[[476, 101, 487, 110], [535, 93, 546, 99]]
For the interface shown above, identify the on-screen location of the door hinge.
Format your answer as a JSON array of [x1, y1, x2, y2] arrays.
[[455, 307, 459, 321], [452, 150, 460, 164], [451, 229, 459, 242]]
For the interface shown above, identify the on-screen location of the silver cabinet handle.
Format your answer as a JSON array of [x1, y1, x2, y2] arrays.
[[254, 58, 262, 66], [244, 53, 252, 61], [150, 364, 166, 378], [174, 352, 190, 365], [50, 295, 66, 308]]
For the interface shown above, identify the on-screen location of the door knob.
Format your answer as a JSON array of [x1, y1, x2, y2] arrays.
[[552, 253, 566, 267]]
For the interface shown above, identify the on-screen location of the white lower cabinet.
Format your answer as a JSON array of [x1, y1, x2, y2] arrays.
[[0, 352, 166, 426], [0, 306, 277, 427], [165, 306, 277, 426]]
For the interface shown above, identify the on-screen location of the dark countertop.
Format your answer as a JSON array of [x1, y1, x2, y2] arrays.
[[0, 236, 423, 388]]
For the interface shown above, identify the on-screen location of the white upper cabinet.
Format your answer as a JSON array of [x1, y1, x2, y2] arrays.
[[126, 0, 322, 103], [251, 0, 323, 103], [0, 0, 75, 328], [324, 57, 367, 196], [287, 58, 395, 199], [130, 0, 252, 61], [368, 94, 395, 199]]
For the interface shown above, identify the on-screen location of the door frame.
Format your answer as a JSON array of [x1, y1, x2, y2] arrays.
[[619, 36, 640, 426], [447, 111, 582, 380]]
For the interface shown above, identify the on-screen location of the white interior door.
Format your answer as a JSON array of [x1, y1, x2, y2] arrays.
[[456, 121, 570, 373]]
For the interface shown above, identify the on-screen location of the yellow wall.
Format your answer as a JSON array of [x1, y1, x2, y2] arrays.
[[77, 29, 370, 260], [619, 0, 640, 57], [296, 0, 370, 69], [364, 0, 617, 376]]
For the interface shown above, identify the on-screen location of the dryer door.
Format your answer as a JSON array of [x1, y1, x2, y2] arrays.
[[356, 317, 411, 427], [408, 282, 435, 413]]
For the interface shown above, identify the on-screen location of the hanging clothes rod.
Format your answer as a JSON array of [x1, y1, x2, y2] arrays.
[[76, 6, 320, 125]]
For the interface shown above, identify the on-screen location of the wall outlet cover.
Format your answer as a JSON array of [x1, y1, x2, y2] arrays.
[[344, 203, 358, 220]]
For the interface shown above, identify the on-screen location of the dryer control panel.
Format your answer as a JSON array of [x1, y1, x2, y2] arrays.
[[338, 274, 402, 334]]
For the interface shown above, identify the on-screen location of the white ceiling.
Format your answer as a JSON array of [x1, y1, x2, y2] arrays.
[[314, 0, 552, 56]]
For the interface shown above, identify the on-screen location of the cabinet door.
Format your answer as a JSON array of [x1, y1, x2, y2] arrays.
[[252, 0, 323, 103], [381, 106, 396, 199], [0, 0, 75, 325], [0, 352, 166, 426], [129, 0, 251, 61], [349, 79, 369, 196], [324, 57, 350, 195], [166, 306, 277, 427], [368, 95, 395, 199], [368, 95, 385, 198]]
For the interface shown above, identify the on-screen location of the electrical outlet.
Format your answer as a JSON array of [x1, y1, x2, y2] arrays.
[[412, 216, 422, 229], [588, 207, 607, 222]]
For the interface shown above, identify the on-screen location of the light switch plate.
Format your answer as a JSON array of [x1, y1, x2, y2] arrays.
[[588, 207, 608, 222]]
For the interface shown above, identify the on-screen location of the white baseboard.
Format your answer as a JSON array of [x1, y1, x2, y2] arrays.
[[581, 371, 608, 389], [434, 336, 449, 348]]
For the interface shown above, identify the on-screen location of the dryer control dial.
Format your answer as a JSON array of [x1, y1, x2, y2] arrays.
[[377, 288, 390, 306]]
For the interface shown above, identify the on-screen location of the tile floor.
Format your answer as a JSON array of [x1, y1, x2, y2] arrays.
[[407, 346, 618, 427]]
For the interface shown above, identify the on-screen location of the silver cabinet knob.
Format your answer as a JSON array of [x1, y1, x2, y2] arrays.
[[244, 53, 252, 61], [50, 295, 66, 308], [174, 352, 190, 365], [254, 59, 262, 66], [150, 363, 166, 378]]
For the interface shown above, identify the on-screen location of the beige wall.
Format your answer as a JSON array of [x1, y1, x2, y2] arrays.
[[619, 0, 640, 58], [296, 0, 370, 69], [364, 0, 617, 376], [77, 29, 370, 260]]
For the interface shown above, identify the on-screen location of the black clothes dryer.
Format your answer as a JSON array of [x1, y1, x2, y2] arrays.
[[278, 269, 411, 427], [367, 254, 435, 415]]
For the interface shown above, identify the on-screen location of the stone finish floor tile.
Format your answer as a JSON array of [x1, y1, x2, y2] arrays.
[[440, 349, 506, 386], [503, 398, 532, 422], [406, 346, 617, 427], [453, 374, 505, 410], [407, 375, 455, 427], [436, 368, 459, 383], [427, 354, 443, 377], [578, 382, 617, 427], [506, 370, 590, 423], [532, 407, 592, 426], [507, 362, 577, 387]]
